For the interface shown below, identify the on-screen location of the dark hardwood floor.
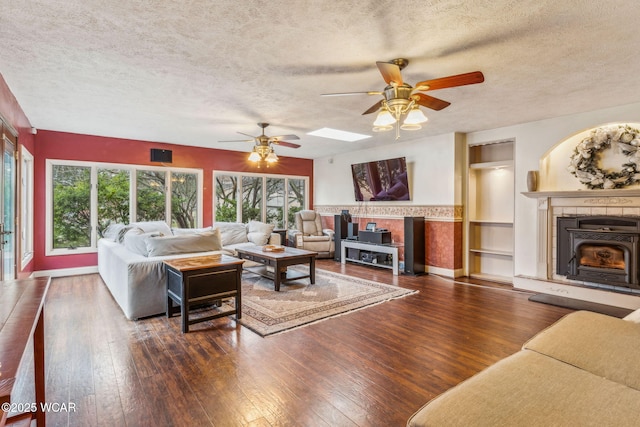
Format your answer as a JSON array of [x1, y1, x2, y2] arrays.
[[14, 260, 572, 426]]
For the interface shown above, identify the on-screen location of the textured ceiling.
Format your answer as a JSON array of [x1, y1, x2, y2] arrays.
[[1, 0, 640, 159]]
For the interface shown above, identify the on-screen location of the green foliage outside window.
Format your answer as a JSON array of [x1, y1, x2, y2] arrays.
[[97, 169, 130, 236], [52, 163, 200, 251], [52, 165, 91, 249], [136, 170, 166, 222]]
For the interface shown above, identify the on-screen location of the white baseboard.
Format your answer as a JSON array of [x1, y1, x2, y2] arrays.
[[426, 266, 464, 278], [33, 266, 99, 278]]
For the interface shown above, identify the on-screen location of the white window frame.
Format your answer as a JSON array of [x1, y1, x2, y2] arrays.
[[46, 159, 203, 256], [20, 146, 34, 269], [213, 170, 309, 228]]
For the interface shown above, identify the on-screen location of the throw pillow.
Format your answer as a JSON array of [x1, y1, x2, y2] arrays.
[[102, 223, 126, 241], [172, 226, 213, 236], [117, 225, 139, 244], [130, 221, 172, 236], [124, 229, 160, 256], [215, 222, 249, 246], [145, 230, 222, 257], [247, 220, 275, 246]]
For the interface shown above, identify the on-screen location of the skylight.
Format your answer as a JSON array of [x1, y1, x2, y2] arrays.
[[307, 128, 371, 142]]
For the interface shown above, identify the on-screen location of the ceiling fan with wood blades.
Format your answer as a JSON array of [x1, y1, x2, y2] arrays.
[[322, 58, 484, 139], [219, 123, 300, 164]]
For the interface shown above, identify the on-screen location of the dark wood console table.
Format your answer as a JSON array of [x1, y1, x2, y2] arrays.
[[1, 277, 50, 427], [164, 255, 244, 333]]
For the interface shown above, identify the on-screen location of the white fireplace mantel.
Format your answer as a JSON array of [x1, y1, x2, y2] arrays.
[[515, 188, 640, 309], [522, 189, 640, 199]]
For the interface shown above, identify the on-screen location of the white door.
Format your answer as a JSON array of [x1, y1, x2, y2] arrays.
[[0, 133, 16, 280]]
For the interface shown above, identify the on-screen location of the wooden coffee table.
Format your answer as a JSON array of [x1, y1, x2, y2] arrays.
[[235, 246, 317, 291], [164, 255, 244, 333]]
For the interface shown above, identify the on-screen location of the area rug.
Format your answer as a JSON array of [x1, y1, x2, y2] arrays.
[[234, 267, 417, 336]]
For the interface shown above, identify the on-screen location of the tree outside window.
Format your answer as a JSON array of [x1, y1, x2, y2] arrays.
[[242, 176, 262, 221], [48, 161, 202, 254], [52, 165, 91, 249], [97, 168, 130, 236], [266, 178, 285, 228], [214, 172, 307, 229], [215, 175, 238, 222], [136, 170, 166, 222], [171, 172, 198, 228], [287, 178, 305, 229]]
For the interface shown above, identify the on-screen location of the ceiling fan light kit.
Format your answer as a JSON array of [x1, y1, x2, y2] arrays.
[[323, 58, 484, 140], [219, 122, 299, 165]]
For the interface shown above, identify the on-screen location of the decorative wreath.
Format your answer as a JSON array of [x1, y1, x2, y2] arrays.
[[567, 125, 640, 189]]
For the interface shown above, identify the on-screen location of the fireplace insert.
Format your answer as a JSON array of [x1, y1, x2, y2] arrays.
[[557, 216, 640, 289]]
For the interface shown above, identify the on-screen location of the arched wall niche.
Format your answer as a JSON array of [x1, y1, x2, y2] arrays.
[[538, 122, 640, 191]]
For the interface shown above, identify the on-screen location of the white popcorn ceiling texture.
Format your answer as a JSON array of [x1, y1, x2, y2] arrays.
[[1, 0, 638, 159]]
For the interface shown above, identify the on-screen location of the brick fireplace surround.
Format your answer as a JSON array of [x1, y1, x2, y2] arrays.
[[520, 189, 640, 309]]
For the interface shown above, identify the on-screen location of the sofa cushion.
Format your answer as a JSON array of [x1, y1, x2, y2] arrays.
[[130, 221, 172, 236], [115, 225, 137, 243], [523, 310, 640, 391], [407, 350, 640, 427], [215, 222, 249, 246], [145, 230, 222, 257], [172, 226, 213, 236], [102, 223, 127, 241], [246, 220, 275, 246], [124, 229, 161, 256], [220, 241, 258, 257]]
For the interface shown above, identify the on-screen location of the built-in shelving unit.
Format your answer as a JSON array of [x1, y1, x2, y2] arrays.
[[467, 140, 514, 283]]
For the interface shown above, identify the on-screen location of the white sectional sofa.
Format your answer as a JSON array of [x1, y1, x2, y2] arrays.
[[98, 220, 280, 320]]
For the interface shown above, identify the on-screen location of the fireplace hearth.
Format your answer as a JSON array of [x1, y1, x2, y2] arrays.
[[557, 216, 640, 290]]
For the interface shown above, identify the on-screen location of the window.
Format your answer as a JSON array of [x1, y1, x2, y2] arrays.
[[287, 178, 305, 230], [266, 177, 285, 228], [20, 146, 34, 269], [52, 164, 92, 250], [97, 168, 130, 237], [214, 172, 308, 229], [46, 160, 202, 255], [215, 175, 238, 222], [171, 172, 198, 228], [242, 176, 263, 222], [136, 170, 166, 222]]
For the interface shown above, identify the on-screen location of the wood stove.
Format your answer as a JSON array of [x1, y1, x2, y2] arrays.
[[557, 216, 640, 290]]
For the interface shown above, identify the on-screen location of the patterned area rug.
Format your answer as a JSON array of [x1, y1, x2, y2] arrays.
[[236, 267, 417, 336]]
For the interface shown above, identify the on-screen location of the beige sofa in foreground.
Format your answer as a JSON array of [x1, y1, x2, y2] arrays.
[[408, 309, 640, 426]]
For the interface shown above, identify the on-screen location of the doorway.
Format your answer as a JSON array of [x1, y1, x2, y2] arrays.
[[1, 128, 17, 280]]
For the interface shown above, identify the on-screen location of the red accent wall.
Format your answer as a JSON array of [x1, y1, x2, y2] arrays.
[[34, 130, 314, 272], [0, 74, 36, 277], [321, 214, 462, 271], [426, 221, 463, 270]]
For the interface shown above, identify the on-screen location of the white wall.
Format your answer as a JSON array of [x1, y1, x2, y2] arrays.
[[314, 132, 459, 206], [466, 101, 640, 278], [315, 101, 640, 282]]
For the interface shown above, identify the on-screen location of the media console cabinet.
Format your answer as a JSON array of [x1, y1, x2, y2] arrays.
[[340, 239, 400, 275]]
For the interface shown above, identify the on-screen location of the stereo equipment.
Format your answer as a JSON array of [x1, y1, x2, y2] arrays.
[[150, 148, 173, 163], [358, 230, 391, 245], [334, 214, 349, 261], [404, 216, 426, 275], [348, 223, 359, 239]]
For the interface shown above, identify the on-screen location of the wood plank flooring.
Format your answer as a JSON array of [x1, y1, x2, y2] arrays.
[[12, 260, 572, 426]]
